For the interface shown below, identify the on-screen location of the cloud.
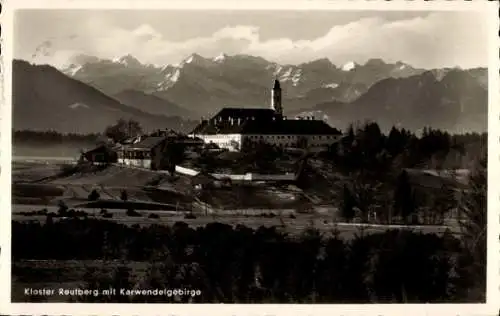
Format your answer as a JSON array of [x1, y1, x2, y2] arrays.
[[28, 11, 488, 69]]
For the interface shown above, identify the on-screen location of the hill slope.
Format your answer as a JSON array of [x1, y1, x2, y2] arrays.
[[304, 70, 487, 133], [112, 89, 195, 118], [13, 60, 197, 134]]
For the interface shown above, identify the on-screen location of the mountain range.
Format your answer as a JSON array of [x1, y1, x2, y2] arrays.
[[13, 60, 197, 134], [12, 53, 488, 134], [63, 53, 429, 115], [309, 69, 487, 133]]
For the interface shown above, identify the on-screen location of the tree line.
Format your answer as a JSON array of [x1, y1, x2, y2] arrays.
[[12, 219, 483, 303], [324, 122, 486, 172], [14, 120, 486, 169], [13, 129, 100, 144]]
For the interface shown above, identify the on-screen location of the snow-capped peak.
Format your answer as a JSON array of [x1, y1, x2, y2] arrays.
[[181, 53, 205, 66], [185, 55, 195, 64], [213, 53, 227, 62], [113, 54, 142, 67], [276, 66, 303, 86], [341, 61, 356, 71]]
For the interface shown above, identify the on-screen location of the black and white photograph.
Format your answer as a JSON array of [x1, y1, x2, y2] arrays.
[[1, 0, 499, 315]]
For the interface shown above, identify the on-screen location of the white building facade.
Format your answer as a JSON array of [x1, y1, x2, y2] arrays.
[[189, 79, 342, 152]]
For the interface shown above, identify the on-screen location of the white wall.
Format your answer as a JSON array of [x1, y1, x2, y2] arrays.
[[242, 133, 341, 148], [191, 133, 341, 151], [175, 165, 297, 181], [175, 165, 199, 176], [119, 158, 152, 169], [196, 133, 242, 151]]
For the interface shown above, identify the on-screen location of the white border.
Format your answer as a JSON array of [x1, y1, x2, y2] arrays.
[[1, 1, 499, 315]]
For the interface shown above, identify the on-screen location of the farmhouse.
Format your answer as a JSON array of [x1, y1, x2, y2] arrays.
[[189, 79, 342, 151], [117, 132, 204, 170], [82, 144, 118, 164], [118, 136, 168, 169]]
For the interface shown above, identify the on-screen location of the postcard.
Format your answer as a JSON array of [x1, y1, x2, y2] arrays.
[[0, 0, 499, 315]]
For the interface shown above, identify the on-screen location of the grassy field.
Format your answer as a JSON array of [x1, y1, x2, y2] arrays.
[[11, 160, 463, 233], [11, 160, 468, 303]]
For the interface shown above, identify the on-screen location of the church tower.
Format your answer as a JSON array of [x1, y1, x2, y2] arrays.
[[271, 79, 283, 116]]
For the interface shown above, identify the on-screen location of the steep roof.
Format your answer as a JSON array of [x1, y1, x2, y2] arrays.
[[84, 144, 115, 155], [214, 107, 277, 120], [192, 117, 341, 136], [124, 136, 167, 151], [190, 107, 279, 135]]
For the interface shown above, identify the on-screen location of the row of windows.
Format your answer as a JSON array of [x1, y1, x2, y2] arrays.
[[245, 142, 327, 149], [213, 142, 235, 148], [204, 135, 240, 141], [246, 135, 336, 140], [120, 151, 151, 159]]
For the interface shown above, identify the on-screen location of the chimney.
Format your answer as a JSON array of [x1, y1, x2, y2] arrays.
[[237, 118, 242, 125], [230, 117, 234, 125]]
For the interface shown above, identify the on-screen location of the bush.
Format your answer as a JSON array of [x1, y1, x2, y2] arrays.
[[102, 213, 113, 218], [88, 189, 100, 201], [120, 190, 128, 202], [57, 200, 69, 216], [184, 213, 197, 219], [66, 209, 88, 218], [148, 213, 160, 219], [59, 164, 77, 176]]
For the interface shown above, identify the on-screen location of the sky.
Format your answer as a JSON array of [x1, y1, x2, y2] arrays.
[[14, 10, 490, 69]]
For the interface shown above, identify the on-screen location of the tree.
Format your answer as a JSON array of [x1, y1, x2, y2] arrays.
[[342, 172, 383, 223], [429, 183, 456, 225], [159, 142, 187, 175], [243, 142, 281, 172], [386, 127, 406, 157], [104, 119, 143, 143], [57, 200, 69, 216], [88, 189, 100, 201], [456, 157, 487, 301], [120, 190, 128, 202], [340, 184, 356, 222], [393, 170, 417, 223]]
